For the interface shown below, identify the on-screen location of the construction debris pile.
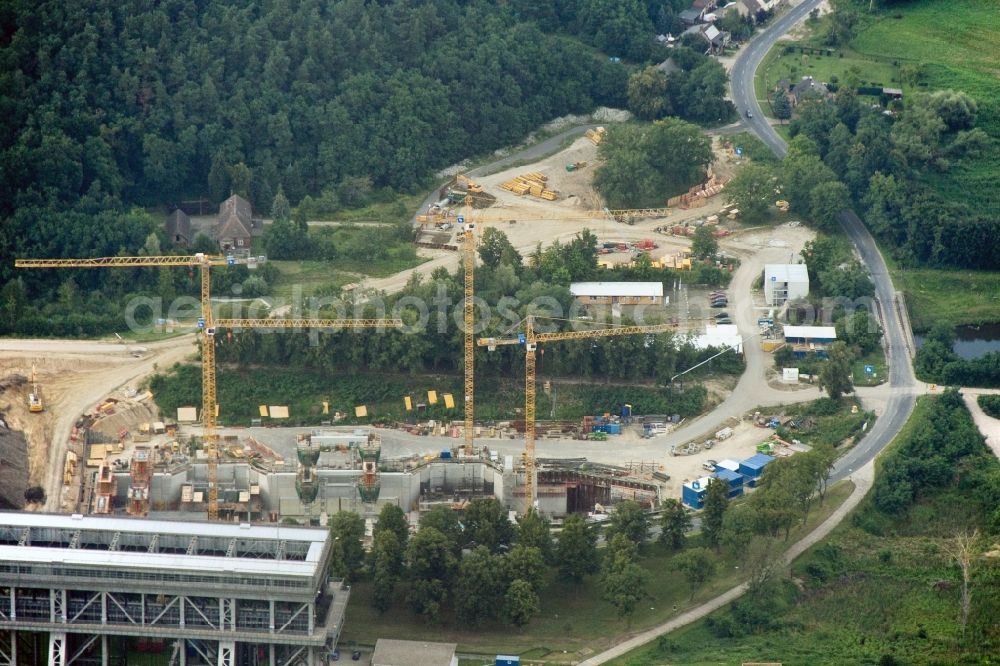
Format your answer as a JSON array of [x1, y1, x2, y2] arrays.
[[666, 172, 731, 209]]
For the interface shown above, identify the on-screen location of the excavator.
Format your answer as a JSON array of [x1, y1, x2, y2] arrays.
[[28, 363, 43, 413]]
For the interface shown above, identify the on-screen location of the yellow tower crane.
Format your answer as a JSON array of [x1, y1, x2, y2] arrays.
[[479, 316, 677, 509], [17, 254, 237, 518], [456, 211, 477, 456], [16, 254, 402, 520]]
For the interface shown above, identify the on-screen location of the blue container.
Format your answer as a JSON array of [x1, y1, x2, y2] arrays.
[[738, 453, 774, 483], [440, 450, 452, 459], [622, 404, 632, 418], [682, 481, 707, 509], [496, 657, 521, 666], [713, 469, 745, 497], [605, 423, 621, 435]]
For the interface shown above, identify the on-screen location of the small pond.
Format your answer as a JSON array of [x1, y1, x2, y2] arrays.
[[914, 323, 1000, 360]]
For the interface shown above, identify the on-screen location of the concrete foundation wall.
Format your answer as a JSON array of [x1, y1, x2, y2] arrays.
[[139, 459, 513, 520]]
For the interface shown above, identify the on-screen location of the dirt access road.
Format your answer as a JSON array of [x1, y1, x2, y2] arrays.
[[0, 335, 196, 511], [366, 131, 741, 295]]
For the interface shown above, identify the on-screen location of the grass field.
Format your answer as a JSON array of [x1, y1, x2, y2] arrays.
[[889, 263, 1000, 331], [851, 348, 886, 387], [754, 45, 900, 115], [608, 397, 1000, 666], [267, 260, 358, 302], [340, 482, 855, 660], [850, 0, 1000, 211]]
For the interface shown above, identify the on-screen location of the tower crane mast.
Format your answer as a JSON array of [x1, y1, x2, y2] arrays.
[[16, 254, 402, 520], [479, 316, 677, 509], [459, 214, 476, 456]]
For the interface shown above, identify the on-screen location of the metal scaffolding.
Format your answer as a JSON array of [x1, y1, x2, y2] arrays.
[[0, 512, 348, 665]]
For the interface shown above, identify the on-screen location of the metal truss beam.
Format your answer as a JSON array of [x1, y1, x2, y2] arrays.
[[217, 640, 234, 666], [66, 633, 99, 665], [277, 645, 308, 666], [48, 631, 66, 666]]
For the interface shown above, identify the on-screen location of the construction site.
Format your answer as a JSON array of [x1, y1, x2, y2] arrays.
[[0, 122, 825, 520], [0, 121, 831, 664]]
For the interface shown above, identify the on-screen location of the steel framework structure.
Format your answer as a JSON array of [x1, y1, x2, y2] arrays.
[[0, 512, 347, 666], [460, 216, 476, 456]]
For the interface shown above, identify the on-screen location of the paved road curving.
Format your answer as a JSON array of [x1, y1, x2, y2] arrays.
[[578, 1, 918, 662]]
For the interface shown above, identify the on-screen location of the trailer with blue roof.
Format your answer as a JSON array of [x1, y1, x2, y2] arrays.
[[739, 453, 774, 487], [713, 468, 745, 498]]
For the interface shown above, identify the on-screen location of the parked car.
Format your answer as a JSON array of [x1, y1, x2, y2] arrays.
[[352, 650, 361, 660], [713, 312, 729, 319], [716, 318, 732, 324], [330, 649, 340, 661], [702, 459, 717, 471], [711, 301, 728, 308]]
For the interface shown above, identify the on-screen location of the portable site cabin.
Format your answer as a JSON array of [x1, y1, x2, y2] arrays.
[[739, 453, 774, 487], [783, 325, 837, 358], [682, 476, 713, 509], [713, 468, 745, 498]]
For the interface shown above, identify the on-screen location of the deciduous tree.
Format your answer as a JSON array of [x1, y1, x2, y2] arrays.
[[405, 527, 457, 621], [600, 534, 649, 620], [556, 513, 598, 581], [819, 341, 854, 399], [658, 498, 691, 550], [502, 579, 540, 627], [702, 478, 729, 549], [809, 180, 851, 232], [375, 503, 410, 548], [463, 498, 515, 552], [672, 547, 716, 599], [606, 500, 650, 545], [503, 544, 546, 595], [516, 508, 553, 562], [691, 225, 718, 259], [370, 530, 403, 613], [725, 163, 777, 224], [329, 511, 365, 581], [626, 66, 670, 120], [454, 546, 504, 626]]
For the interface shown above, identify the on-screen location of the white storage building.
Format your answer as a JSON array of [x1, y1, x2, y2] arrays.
[[570, 281, 665, 305], [763, 264, 809, 305], [690, 324, 744, 354]]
